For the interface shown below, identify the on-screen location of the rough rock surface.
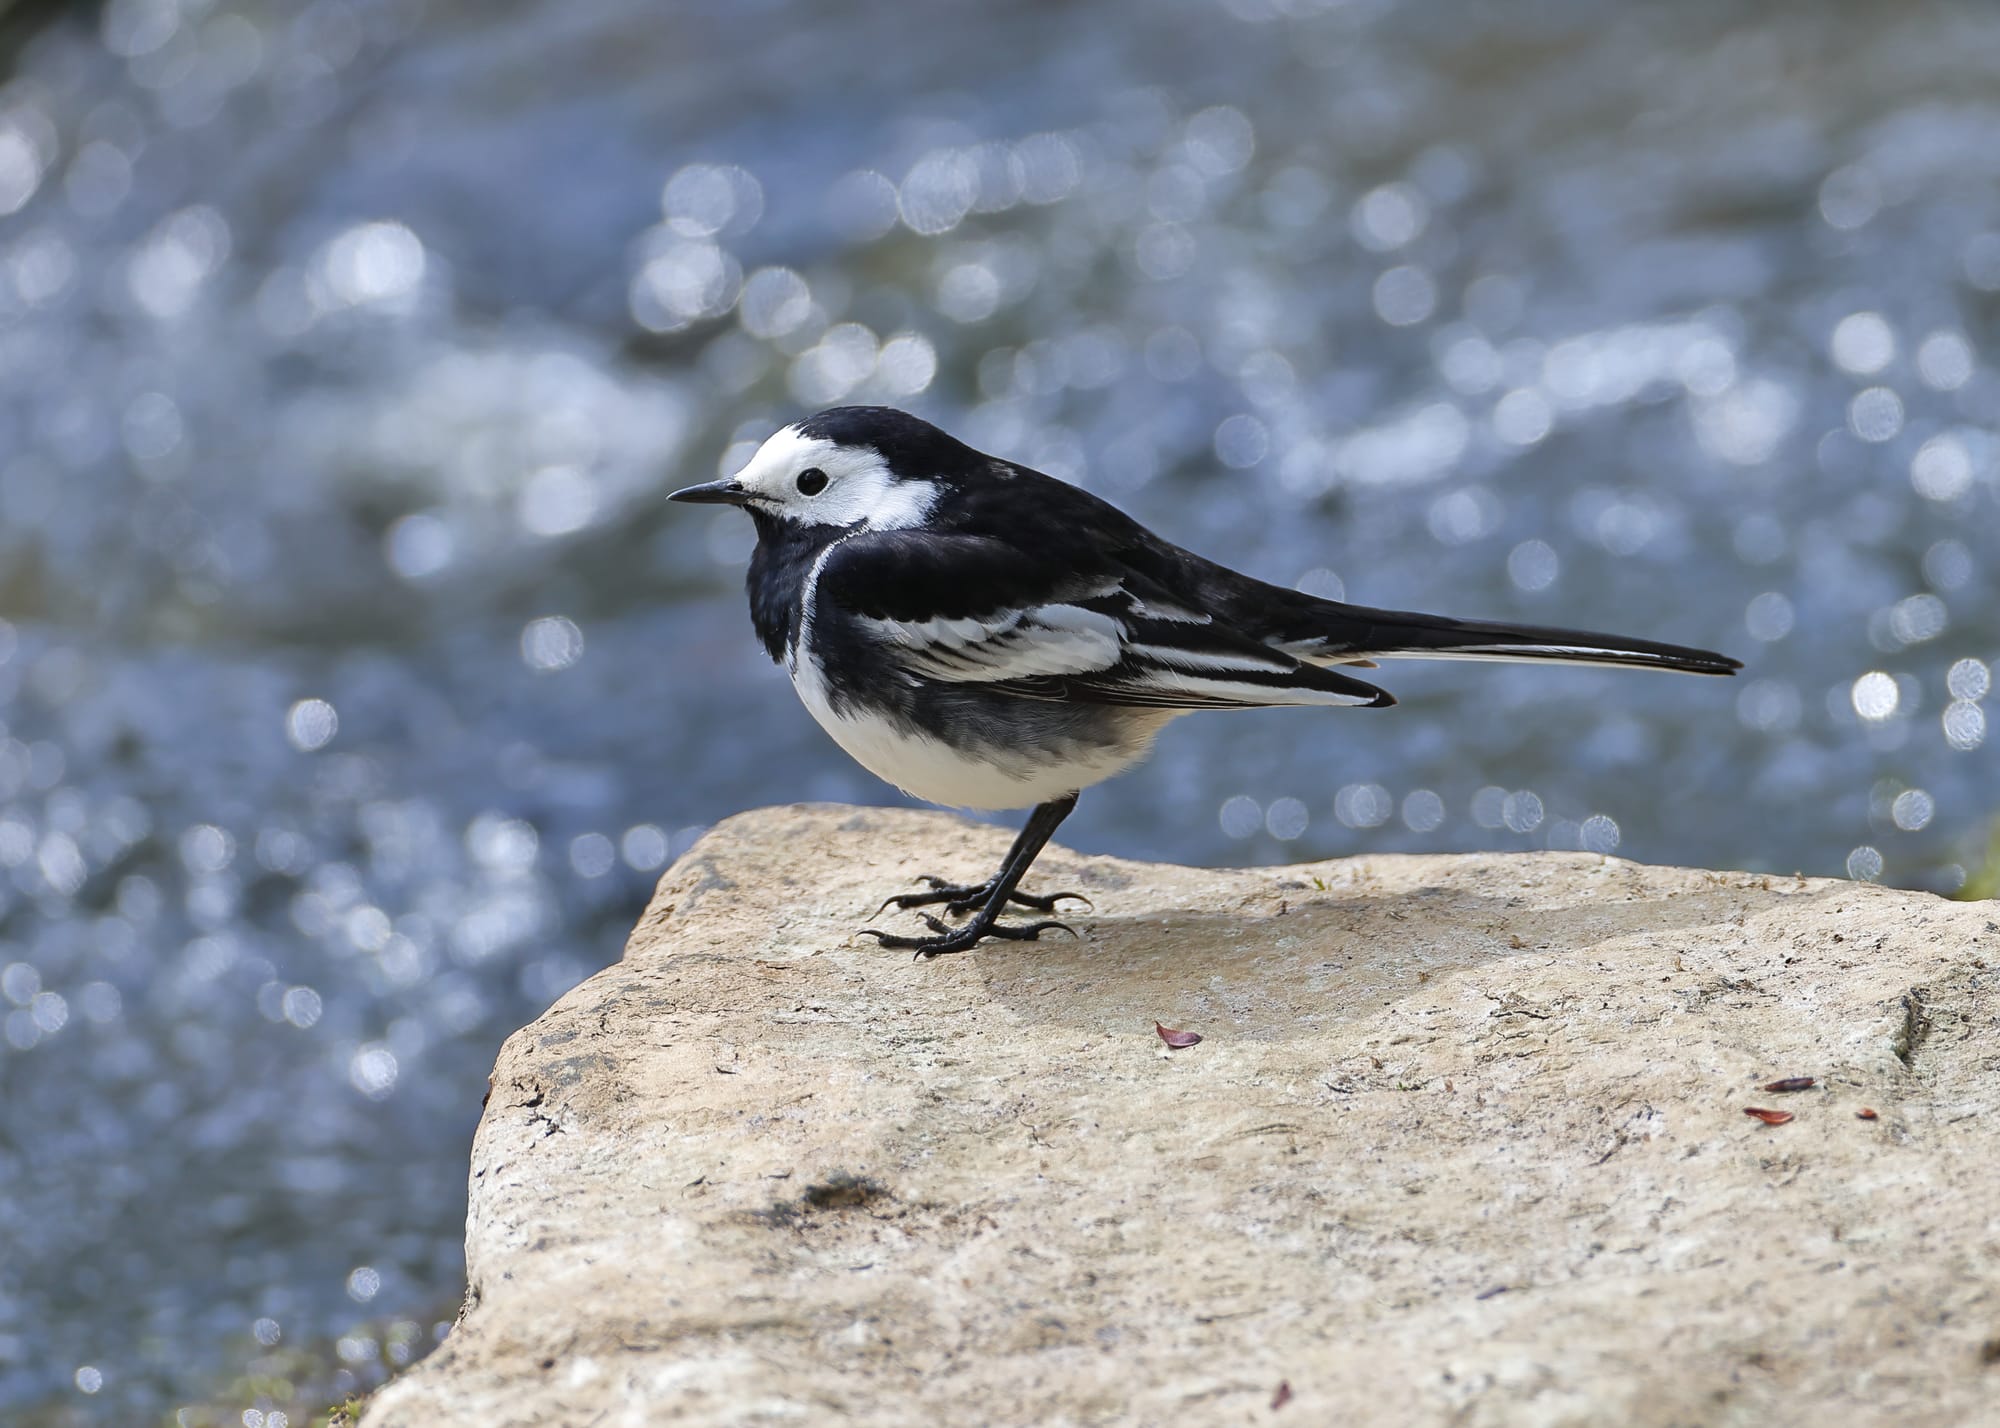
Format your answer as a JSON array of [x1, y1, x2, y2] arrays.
[[364, 804, 2000, 1428]]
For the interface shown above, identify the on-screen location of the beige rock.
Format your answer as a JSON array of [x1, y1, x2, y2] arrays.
[[364, 804, 2000, 1428]]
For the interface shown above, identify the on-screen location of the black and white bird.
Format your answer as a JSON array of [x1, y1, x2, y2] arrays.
[[672, 406, 1739, 958]]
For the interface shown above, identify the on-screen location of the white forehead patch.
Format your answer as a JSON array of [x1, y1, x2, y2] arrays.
[[730, 425, 939, 530]]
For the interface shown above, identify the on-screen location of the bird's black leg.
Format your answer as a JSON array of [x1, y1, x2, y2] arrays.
[[860, 794, 1082, 958], [869, 794, 1091, 919], [870, 876, 1090, 919]]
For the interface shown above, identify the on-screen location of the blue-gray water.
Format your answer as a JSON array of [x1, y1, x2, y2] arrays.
[[2, 0, 1997, 1419]]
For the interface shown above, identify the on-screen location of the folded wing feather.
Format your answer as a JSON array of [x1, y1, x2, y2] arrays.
[[824, 531, 1392, 710]]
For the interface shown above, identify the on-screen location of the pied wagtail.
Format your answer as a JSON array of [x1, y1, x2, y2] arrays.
[[673, 406, 1740, 958]]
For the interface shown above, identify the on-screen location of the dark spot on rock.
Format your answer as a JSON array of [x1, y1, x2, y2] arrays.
[[801, 1172, 888, 1209], [757, 1171, 891, 1228]]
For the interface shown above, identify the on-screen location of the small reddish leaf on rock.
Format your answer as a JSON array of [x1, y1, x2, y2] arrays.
[[1154, 1021, 1201, 1049], [1271, 1381, 1293, 1410], [1760, 1076, 1817, 1093], [1857, 1107, 1879, 1121], [1743, 1106, 1794, 1125]]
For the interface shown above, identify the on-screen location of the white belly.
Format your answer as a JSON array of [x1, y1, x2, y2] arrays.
[[790, 650, 1137, 810]]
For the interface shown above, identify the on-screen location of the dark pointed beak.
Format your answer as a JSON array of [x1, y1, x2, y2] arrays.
[[668, 479, 754, 507]]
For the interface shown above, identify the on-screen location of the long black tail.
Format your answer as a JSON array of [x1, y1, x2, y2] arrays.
[[1286, 602, 1742, 677]]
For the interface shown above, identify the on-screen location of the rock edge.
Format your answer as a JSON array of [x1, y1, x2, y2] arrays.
[[364, 804, 1999, 1427]]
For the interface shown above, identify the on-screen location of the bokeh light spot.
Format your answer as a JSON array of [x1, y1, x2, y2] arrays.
[[1829, 312, 1895, 374], [1492, 388, 1553, 446], [521, 616, 584, 673], [1847, 387, 1904, 443], [1890, 789, 1934, 831], [1943, 701, 1986, 751], [1185, 106, 1255, 175], [899, 150, 977, 235], [1507, 539, 1558, 591], [1502, 790, 1545, 834], [1946, 659, 1990, 702], [1909, 435, 1973, 502], [1887, 594, 1946, 646], [1915, 331, 1973, 390], [1819, 165, 1880, 229], [384, 511, 455, 581], [348, 1046, 397, 1100], [569, 833, 615, 879], [1580, 815, 1621, 854], [621, 824, 669, 872], [286, 699, 338, 752], [1352, 183, 1427, 251], [1264, 796, 1308, 841], [1693, 380, 1796, 465], [1373, 265, 1436, 326], [281, 986, 321, 1028], [1745, 592, 1794, 642], [1214, 413, 1268, 469], [875, 333, 938, 396], [663, 163, 762, 239], [1851, 671, 1899, 721], [1402, 790, 1445, 833], [517, 466, 597, 538], [1219, 795, 1262, 839], [1334, 784, 1392, 829]]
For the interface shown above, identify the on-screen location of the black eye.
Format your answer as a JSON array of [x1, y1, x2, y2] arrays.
[[795, 467, 828, 496]]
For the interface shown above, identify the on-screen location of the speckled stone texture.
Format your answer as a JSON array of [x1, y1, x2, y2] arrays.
[[364, 804, 1999, 1428]]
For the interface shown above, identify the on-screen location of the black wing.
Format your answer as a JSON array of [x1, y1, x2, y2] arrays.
[[814, 529, 1393, 710], [942, 464, 1739, 679]]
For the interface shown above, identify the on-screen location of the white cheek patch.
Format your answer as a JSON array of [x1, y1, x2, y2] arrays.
[[731, 425, 939, 529], [837, 467, 939, 529]]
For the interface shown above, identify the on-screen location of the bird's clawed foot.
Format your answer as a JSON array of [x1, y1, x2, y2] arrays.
[[871, 875, 1092, 920], [857, 913, 1078, 960]]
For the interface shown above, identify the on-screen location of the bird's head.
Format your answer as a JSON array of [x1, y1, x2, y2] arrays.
[[670, 406, 972, 533]]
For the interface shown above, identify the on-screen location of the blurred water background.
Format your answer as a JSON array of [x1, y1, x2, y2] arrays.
[[2, 0, 1998, 1419]]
